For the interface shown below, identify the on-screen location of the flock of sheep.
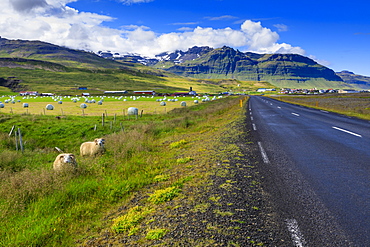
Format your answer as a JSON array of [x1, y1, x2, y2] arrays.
[[53, 138, 105, 171]]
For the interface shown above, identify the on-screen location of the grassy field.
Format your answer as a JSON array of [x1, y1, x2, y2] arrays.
[[0, 65, 274, 95], [271, 93, 370, 120], [0, 95, 212, 116], [0, 95, 247, 246]]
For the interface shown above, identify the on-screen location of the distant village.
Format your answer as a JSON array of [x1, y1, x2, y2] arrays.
[[258, 88, 369, 94], [18, 87, 369, 97]]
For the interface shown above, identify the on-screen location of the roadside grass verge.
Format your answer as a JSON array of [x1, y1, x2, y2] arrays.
[[272, 93, 370, 120], [0, 96, 246, 246]]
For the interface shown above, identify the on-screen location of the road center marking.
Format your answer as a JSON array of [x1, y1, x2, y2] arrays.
[[252, 123, 257, 131], [332, 126, 362, 138], [291, 113, 300, 116], [286, 219, 306, 247], [258, 142, 269, 164]]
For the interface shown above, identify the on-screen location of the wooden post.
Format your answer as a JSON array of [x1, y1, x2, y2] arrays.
[[94, 124, 97, 131], [102, 113, 105, 126], [43, 108, 46, 115], [114, 113, 116, 124], [18, 128, 24, 153], [140, 110, 143, 118], [9, 125, 15, 137], [82, 109, 85, 116], [120, 123, 124, 131], [110, 121, 113, 130], [61, 108, 64, 116], [15, 130, 18, 151], [105, 110, 108, 117]]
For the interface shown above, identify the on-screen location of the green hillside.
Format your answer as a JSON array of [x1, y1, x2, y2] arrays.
[[0, 38, 277, 94], [153, 46, 354, 89]]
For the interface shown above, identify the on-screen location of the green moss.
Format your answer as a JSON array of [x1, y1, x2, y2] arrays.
[[148, 186, 181, 204]]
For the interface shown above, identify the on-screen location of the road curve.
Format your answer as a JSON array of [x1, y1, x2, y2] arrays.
[[248, 96, 370, 246]]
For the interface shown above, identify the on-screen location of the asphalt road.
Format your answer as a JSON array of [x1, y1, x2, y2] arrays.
[[248, 96, 370, 246]]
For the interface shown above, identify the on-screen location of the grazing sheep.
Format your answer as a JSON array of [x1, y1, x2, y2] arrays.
[[80, 138, 105, 156], [53, 153, 77, 171]]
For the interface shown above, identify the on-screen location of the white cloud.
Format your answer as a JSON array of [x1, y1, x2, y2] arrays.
[[0, 1, 305, 57], [309, 55, 331, 67], [274, 24, 288, 32], [205, 15, 238, 21], [119, 0, 154, 4], [10, 0, 48, 13]]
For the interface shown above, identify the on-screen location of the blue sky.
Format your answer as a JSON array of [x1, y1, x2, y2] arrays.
[[0, 0, 369, 76]]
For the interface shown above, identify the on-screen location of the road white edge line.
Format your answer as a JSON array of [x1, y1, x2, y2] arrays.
[[286, 219, 306, 247], [257, 142, 269, 164], [332, 126, 362, 138], [291, 113, 300, 116]]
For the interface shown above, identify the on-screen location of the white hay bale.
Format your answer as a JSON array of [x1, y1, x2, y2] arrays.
[[80, 103, 87, 109], [127, 107, 139, 115], [46, 104, 54, 110]]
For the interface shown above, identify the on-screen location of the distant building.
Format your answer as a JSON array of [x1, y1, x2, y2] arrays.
[[134, 90, 155, 95], [78, 87, 88, 90], [19, 91, 38, 96], [171, 92, 190, 96], [338, 89, 359, 93], [104, 90, 128, 94]]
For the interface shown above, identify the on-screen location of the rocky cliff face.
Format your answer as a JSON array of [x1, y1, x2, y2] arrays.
[[153, 46, 346, 88]]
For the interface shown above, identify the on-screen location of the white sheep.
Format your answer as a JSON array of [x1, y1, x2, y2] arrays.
[[80, 138, 105, 156], [53, 153, 77, 171]]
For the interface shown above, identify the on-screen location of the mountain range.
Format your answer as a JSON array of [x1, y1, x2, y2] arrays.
[[1, 37, 370, 91], [104, 46, 370, 90]]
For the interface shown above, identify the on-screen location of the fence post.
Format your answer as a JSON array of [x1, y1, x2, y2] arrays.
[[18, 128, 24, 153], [9, 125, 15, 137], [14, 128, 18, 151], [102, 113, 105, 126]]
